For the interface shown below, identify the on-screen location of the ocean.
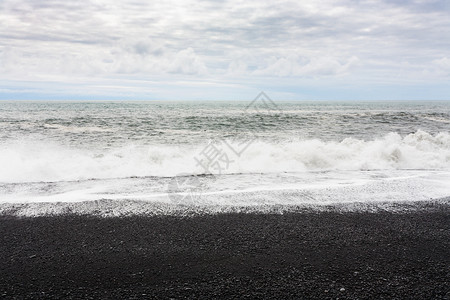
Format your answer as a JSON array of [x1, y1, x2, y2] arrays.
[[1, 98, 450, 215]]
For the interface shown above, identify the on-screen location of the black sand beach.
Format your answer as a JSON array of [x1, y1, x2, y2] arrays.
[[1, 206, 449, 299]]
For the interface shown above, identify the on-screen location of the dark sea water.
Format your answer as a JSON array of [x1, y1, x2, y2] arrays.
[[1, 100, 450, 215]]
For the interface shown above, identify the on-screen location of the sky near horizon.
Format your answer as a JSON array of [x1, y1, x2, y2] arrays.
[[0, 0, 449, 100]]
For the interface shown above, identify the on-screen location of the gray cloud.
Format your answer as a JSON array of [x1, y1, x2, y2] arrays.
[[0, 0, 449, 91]]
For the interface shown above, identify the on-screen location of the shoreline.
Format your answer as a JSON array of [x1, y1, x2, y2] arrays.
[[1, 198, 449, 217], [1, 203, 449, 299]]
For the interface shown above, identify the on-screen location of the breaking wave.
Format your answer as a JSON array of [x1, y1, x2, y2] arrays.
[[1, 130, 449, 183]]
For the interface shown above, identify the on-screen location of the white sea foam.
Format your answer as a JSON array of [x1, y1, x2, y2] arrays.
[[1, 171, 449, 215], [0, 130, 449, 183]]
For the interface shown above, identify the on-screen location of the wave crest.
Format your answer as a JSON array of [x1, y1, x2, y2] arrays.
[[0, 130, 449, 183]]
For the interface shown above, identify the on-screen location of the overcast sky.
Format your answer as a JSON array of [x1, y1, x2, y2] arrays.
[[1, 0, 449, 100]]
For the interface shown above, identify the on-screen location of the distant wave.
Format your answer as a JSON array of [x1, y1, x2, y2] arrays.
[[43, 124, 115, 133], [0, 130, 449, 183]]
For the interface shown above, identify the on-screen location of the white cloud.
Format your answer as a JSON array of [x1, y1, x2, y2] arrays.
[[253, 55, 359, 77], [168, 48, 207, 75], [427, 57, 450, 77], [433, 57, 450, 69]]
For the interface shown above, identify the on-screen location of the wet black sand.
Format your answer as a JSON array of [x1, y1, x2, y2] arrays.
[[1, 207, 449, 299]]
